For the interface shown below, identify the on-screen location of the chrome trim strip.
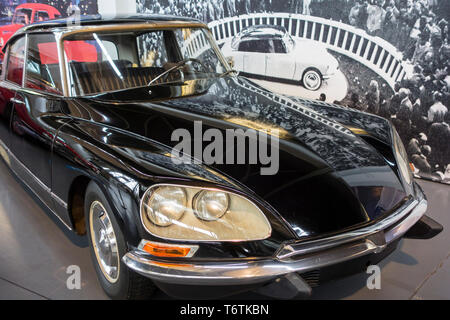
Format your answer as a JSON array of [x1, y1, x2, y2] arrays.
[[0, 138, 71, 230], [384, 200, 427, 243], [51, 192, 68, 210], [22, 34, 28, 89], [10, 98, 25, 105], [124, 239, 377, 285], [123, 197, 427, 285]]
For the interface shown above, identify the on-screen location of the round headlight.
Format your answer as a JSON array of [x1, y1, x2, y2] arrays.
[[193, 190, 229, 221], [144, 186, 186, 226]]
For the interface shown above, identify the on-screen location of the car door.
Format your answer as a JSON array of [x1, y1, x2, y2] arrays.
[[9, 32, 69, 218], [239, 39, 267, 77], [0, 35, 26, 165], [265, 39, 296, 80]]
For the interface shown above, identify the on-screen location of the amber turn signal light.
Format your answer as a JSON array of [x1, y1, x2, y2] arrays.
[[409, 162, 416, 172], [139, 240, 198, 258]]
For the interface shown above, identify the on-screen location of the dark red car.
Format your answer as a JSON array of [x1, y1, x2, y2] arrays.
[[0, 3, 61, 61]]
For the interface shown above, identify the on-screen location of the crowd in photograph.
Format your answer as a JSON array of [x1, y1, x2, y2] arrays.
[[137, 0, 449, 182], [332, 0, 449, 182]]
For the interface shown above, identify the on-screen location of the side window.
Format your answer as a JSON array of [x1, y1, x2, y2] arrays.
[[35, 11, 50, 22], [25, 33, 63, 94], [238, 40, 260, 52], [238, 40, 274, 53], [6, 36, 26, 85], [273, 39, 287, 54]]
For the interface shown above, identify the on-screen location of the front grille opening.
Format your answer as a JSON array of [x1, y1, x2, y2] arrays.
[[300, 270, 321, 287]]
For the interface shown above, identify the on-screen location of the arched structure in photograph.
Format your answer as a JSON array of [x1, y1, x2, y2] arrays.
[[208, 13, 413, 90]]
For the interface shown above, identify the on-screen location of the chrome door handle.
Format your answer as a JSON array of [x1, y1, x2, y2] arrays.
[[10, 98, 25, 105]]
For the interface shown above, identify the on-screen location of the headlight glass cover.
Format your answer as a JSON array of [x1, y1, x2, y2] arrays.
[[392, 127, 412, 185], [193, 190, 229, 221], [145, 186, 187, 227], [141, 184, 272, 241]]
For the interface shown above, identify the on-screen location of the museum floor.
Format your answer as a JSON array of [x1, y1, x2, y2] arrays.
[[0, 158, 449, 300]]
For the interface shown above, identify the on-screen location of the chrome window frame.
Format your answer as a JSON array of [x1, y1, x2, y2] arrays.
[[22, 33, 28, 88]]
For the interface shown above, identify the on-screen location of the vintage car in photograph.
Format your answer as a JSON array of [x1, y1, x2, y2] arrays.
[[0, 3, 61, 62], [0, 15, 442, 299], [221, 25, 340, 91]]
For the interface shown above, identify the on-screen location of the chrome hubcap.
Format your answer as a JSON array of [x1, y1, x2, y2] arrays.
[[90, 200, 120, 283], [304, 71, 320, 90]]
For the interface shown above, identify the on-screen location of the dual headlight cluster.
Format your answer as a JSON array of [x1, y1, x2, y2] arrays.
[[140, 184, 272, 242]]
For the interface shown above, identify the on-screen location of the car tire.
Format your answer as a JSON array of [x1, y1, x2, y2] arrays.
[[85, 181, 155, 300], [302, 68, 322, 91]]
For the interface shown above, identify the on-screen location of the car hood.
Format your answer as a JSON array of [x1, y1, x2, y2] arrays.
[[0, 24, 22, 36], [70, 76, 408, 239]]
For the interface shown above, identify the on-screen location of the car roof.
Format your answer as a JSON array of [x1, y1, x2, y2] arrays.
[[19, 13, 202, 33], [3, 14, 205, 52], [238, 25, 287, 40], [16, 3, 60, 13]]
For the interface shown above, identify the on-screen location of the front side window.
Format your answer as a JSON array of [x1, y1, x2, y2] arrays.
[[64, 27, 228, 96], [273, 39, 287, 54], [25, 33, 63, 95], [12, 8, 33, 25], [238, 39, 279, 53], [6, 36, 26, 85], [238, 40, 262, 52], [35, 11, 50, 22]]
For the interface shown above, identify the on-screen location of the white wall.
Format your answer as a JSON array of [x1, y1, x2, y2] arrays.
[[97, 0, 137, 16]]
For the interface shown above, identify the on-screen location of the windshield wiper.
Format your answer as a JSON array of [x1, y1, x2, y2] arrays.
[[148, 58, 204, 86], [219, 69, 238, 78]]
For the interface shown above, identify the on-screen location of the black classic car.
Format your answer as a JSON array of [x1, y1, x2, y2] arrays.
[[0, 15, 443, 299]]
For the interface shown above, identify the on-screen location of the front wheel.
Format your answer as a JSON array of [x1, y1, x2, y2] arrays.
[[302, 68, 322, 91], [85, 181, 155, 299]]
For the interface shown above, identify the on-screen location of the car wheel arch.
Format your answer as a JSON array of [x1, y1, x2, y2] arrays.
[[302, 67, 323, 80], [67, 175, 92, 235]]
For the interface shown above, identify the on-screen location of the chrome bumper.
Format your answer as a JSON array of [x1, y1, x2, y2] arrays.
[[123, 194, 427, 286]]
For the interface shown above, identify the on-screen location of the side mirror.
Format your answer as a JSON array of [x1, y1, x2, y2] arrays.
[[226, 56, 234, 68]]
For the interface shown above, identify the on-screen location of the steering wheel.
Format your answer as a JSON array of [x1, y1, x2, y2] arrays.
[[161, 58, 208, 82]]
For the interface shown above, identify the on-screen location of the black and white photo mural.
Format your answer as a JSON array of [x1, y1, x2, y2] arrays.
[[1, 1, 448, 184], [136, 0, 450, 184]]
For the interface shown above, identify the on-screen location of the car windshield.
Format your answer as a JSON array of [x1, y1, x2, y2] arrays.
[[12, 8, 32, 25], [63, 27, 229, 96]]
